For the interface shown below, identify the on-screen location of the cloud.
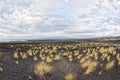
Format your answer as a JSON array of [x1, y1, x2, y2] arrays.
[[0, 0, 120, 40]]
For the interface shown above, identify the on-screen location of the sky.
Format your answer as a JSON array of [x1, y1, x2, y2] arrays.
[[0, 0, 120, 40]]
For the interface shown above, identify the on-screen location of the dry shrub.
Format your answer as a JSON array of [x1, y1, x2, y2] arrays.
[[84, 61, 98, 74], [106, 60, 115, 70], [13, 52, 19, 59], [81, 59, 93, 68], [0, 66, 3, 72], [34, 62, 53, 76], [54, 54, 61, 61], [64, 73, 74, 80]]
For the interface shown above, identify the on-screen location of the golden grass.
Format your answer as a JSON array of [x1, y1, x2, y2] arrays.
[[64, 74, 74, 80], [62, 52, 69, 56], [79, 57, 86, 63], [77, 54, 82, 59], [73, 52, 79, 56], [106, 60, 115, 70], [0, 52, 3, 58], [20, 52, 27, 59], [34, 62, 53, 76], [46, 56, 53, 63], [106, 56, 111, 62], [27, 49, 33, 56], [13, 52, 19, 59], [116, 54, 120, 65], [33, 56, 38, 61], [81, 59, 92, 68], [0, 67, 3, 72], [54, 54, 61, 61], [15, 61, 19, 64], [68, 55, 73, 62], [112, 50, 117, 56], [41, 56, 46, 61], [84, 61, 98, 74]]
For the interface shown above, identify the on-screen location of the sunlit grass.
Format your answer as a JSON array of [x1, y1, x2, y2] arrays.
[[15, 61, 19, 64], [54, 54, 61, 61], [64, 73, 74, 80], [81, 59, 93, 68], [20, 52, 27, 59], [46, 56, 53, 63], [27, 49, 33, 56], [84, 61, 98, 74], [0, 66, 3, 72], [79, 57, 86, 63], [34, 62, 53, 76], [33, 56, 38, 61], [13, 52, 19, 59], [0, 52, 3, 58], [106, 60, 115, 70]]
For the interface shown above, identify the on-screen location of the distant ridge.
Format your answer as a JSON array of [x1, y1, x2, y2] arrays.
[[0, 36, 120, 43]]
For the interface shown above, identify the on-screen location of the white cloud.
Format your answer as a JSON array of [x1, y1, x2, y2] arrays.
[[0, 0, 120, 40], [65, 0, 69, 2]]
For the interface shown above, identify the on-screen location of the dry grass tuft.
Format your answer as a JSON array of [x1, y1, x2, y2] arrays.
[[84, 61, 98, 74], [46, 56, 53, 63], [64, 73, 74, 80], [106, 60, 115, 70], [27, 49, 33, 56], [33, 56, 38, 61], [0, 67, 3, 72], [54, 54, 61, 61], [34, 62, 53, 76], [13, 52, 19, 59], [0, 52, 3, 58], [81, 59, 93, 68], [20, 52, 27, 59], [15, 61, 19, 64]]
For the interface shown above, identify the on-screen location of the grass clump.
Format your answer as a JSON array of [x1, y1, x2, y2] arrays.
[[106, 60, 115, 70], [64, 73, 74, 80], [0, 52, 3, 58], [84, 61, 98, 74], [54, 54, 61, 61], [0, 67, 3, 72], [13, 52, 19, 59], [34, 62, 53, 76]]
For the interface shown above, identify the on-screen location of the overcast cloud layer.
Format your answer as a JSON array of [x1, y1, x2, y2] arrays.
[[0, 0, 120, 40]]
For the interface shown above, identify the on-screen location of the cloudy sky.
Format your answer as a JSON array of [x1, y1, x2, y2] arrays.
[[0, 0, 120, 40]]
